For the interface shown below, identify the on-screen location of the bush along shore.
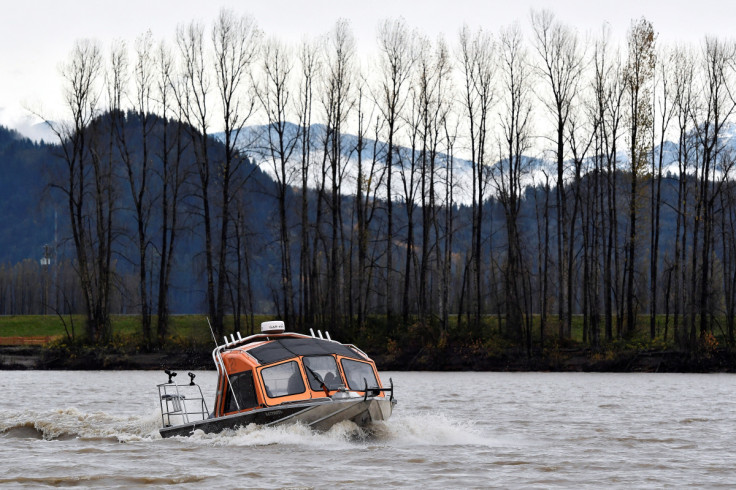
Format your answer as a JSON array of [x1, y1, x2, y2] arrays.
[[2, 316, 736, 373]]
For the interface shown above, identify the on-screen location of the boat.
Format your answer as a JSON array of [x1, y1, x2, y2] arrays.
[[157, 321, 396, 438]]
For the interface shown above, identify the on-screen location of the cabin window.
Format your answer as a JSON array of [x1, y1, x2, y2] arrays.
[[224, 370, 258, 413], [261, 361, 305, 398], [303, 356, 342, 391], [340, 359, 379, 391]]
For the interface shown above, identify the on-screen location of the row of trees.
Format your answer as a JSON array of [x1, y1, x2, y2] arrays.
[[39, 9, 736, 351], [0, 259, 75, 317]]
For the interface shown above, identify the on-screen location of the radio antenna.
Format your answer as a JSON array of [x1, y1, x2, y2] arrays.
[[207, 317, 218, 347], [207, 317, 240, 411]]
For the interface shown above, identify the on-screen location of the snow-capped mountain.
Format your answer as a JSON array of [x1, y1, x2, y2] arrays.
[[9, 114, 735, 203], [0, 108, 56, 143], [214, 123, 557, 206]]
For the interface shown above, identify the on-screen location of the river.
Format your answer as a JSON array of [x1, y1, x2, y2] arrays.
[[1, 371, 735, 487]]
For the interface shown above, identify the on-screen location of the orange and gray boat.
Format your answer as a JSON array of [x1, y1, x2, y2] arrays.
[[157, 321, 396, 437]]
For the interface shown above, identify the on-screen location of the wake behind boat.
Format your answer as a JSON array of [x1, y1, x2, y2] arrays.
[[157, 321, 395, 438]]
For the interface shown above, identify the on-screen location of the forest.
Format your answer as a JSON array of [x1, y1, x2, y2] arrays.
[[3, 9, 736, 363]]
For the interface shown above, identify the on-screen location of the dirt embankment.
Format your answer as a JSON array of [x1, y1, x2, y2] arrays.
[[0, 336, 58, 346], [4, 344, 736, 372], [0, 345, 211, 371], [372, 344, 736, 372]]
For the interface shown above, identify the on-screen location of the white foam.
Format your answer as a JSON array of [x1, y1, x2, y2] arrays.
[[378, 411, 493, 447], [1, 405, 493, 449], [0, 407, 162, 442], [181, 420, 362, 449]]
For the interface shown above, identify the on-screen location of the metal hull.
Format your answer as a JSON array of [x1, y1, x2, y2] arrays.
[[159, 396, 395, 438]]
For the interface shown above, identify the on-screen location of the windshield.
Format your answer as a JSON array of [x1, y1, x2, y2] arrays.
[[341, 359, 379, 391], [261, 361, 305, 398], [303, 356, 342, 391]]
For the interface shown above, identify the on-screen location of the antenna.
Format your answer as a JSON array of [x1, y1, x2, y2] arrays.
[[207, 317, 219, 347], [207, 317, 241, 412], [53, 209, 58, 314]]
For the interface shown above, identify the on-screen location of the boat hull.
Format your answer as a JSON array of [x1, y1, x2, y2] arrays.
[[159, 396, 395, 438]]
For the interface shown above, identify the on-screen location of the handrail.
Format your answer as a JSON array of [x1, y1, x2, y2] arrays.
[[211, 331, 350, 359], [212, 332, 313, 357], [158, 382, 209, 428], [363, 377, 395, 402]]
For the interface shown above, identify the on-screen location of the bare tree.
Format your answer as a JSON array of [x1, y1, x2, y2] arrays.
[[591, 28, 626, 339], [623, 17, 656, 336], [399, 57, 422, 325], [648, 47, 676, 339], [174, 20, 218, 333], [109, 31, 156, 345], [153, 38, 189, 343], [48, 40, 114, 341], [417, 36, 453, 324], [376, 18, 414, 327], [458, 24, 495, 334], [668, 45, 695, 345], [532, 170, 552, 346], [256, 37, 299, 325], [441, 118, 459, 333], [566, 100, 597, 344], [354, 82, 386, 330], [530, 9, 584, 338], [690, 38, 736, 339], [495, 23, 533, 346], [212, 10, 260, 335], [295, 37, 321, 328], [320, 19, 355, 332]]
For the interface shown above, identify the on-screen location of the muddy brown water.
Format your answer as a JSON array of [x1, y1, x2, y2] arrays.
[[1, 371, 735, 487]]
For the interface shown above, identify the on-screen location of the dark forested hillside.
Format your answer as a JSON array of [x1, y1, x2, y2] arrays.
[[0, 111, 729, 351], [0, 126, 57, 263]]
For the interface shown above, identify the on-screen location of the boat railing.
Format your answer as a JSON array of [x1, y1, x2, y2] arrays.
[[158, 379, 209, 428], [363, 377, 394, 402]]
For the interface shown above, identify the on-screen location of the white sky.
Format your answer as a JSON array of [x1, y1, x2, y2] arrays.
[[1, 0, 734, 136]]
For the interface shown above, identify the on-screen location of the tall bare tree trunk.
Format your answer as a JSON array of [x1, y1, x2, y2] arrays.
[[376, 19, 414, 330]]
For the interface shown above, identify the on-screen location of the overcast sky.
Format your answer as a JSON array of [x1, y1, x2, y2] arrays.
[[2, 0, 734, 137]]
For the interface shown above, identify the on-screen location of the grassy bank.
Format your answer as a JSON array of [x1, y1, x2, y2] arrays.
[[0, 314, 213, 342], [0, 313, 686, 347], [0, 314, 733, 371]]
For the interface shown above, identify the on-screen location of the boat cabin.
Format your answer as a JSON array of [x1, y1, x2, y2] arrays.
[[157, 321, 395, 436], [212, 322, 387, 417]]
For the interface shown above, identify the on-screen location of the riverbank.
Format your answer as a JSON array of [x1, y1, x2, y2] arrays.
[[0, 345, 212, 371], [3, 344, 736, 373], [2, 314, 734, 372], [377, 345, 736, 372]]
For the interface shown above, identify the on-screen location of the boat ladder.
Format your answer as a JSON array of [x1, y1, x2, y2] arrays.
[[157, 372, 209, 428]]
